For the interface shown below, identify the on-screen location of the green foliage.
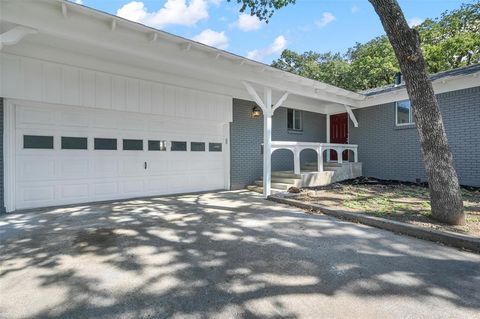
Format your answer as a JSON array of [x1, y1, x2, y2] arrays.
[[271, 50, 354, 89], [347, 36, 399, 90], [417, 2, 480, 72], [271, 36, 400, 91], [229, 1, 480, 90], [227, 0, 295, 22]]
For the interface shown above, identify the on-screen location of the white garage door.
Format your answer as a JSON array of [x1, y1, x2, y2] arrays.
[[13, 103, 228, 210]]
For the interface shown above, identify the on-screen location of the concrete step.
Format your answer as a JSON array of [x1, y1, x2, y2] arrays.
[[254, 180, 292, 190], [271, 171, 302, 179], [259, 176, 301, 184], [247, 185, 284, 194]]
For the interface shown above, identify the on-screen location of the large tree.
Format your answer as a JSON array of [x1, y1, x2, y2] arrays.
[[270, 2, 480, 91], [230, 0, 466, 225], [271, 50, 354, 90]]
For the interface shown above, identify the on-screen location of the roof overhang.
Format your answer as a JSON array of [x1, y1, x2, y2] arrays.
[[0, 0, 365, 114], [2, 0, 478, 114], [358, 71, 480, 108]]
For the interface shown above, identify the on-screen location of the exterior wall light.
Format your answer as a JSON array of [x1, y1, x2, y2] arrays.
[[251, 105, 262, 118]]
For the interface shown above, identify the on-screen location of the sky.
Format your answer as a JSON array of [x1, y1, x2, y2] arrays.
[[71, 0, 466, 63]]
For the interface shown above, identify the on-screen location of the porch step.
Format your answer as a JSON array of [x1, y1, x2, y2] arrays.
[[271, 171, 302, 179], [246, 185, 284, 194], [247, 162, 363, 195], [302, 162, 343, 171], [254, 180, 293, 190]]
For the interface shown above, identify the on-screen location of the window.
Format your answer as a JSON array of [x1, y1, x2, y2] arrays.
[[123, 139, 143, 151], [62, 137, 87, 150], [191, 142, 205, 152], [287, 109, 303, 131], [148, 140, 167, 151], [396, 100, 414, 125], [209, 143, 222, 152], [24, 135, 54, 149], [171, 141, 187, 151], [94, 138, 117, 150]]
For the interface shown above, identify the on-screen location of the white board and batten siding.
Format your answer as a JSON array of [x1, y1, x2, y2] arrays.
[[1, 53, 233, 211], [1, 53, 232, 123]]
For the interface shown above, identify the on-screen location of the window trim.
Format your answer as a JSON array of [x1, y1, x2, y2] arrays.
[[287, 109, 303, 131], [395, 100, 415, 126]]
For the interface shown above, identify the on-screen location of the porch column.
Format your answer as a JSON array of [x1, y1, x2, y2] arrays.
[[242, 81, 289, 198], [337, 147, 343, 164], [263, 87, 272, 197], [293, 147, 301, 175], [318, 147, 324, 172]]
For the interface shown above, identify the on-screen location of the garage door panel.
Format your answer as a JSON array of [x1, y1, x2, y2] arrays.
[[59, 111, 90, 128], [144, 178, 168, 193], [146, 159, 169, 176], [119, 158, 146, 177], [18, 185, 55, 203], [92, 114, 118, 129], [93, 159, 119, 177], [60, 158, 90, 179], [62, 184, 89, 199], [121, 180, 145, 194], [17, 107, 56, 128], [120, 117, 145, 132], [94, 182, 119, 196], [17, 158, 56, 181]]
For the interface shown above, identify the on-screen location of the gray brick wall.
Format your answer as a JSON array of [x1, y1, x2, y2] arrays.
[[1, 98, 4, 213], [350, 86, 480, 187], [230, 98, 327, 189]]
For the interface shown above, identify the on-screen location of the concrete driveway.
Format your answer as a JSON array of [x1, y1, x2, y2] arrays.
[[1, 190, 479, 319]]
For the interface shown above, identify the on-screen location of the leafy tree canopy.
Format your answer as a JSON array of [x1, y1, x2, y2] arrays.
[[229, 1, 480, 91]]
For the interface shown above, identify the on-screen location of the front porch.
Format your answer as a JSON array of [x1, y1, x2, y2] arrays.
[[248, 142, 362, 193], [240, 81, 364, 197]]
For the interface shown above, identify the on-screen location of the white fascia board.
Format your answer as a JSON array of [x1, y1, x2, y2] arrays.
[[359, 73, 480, 108], [1, 0, 362, 107]]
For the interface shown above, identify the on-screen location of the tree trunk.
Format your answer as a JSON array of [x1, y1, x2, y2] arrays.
[[369, 0, 465, 225]]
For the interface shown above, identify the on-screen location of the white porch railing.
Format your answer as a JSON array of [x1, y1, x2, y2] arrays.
[[270, 142, 358, 175]]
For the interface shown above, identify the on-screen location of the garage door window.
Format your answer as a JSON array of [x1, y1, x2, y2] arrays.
[[148, 140, 167, 151], [209, 143, 222, 152], [62, 137, 88, 150], [191, 142, 205, 152], [123, 139, 143, 151], [94, 138, 117, 150], [171, 141, 187, 151], [24, 135, 54, 149]]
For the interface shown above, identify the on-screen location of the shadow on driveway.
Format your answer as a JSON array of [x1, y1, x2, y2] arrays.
[[1, 190, 479, 318]]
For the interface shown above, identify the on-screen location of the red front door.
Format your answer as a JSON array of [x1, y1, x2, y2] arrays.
[[330, 113, 348, 161]]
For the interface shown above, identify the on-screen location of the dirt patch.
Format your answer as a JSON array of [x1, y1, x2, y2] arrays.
[[293, 177, 480, 237]]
